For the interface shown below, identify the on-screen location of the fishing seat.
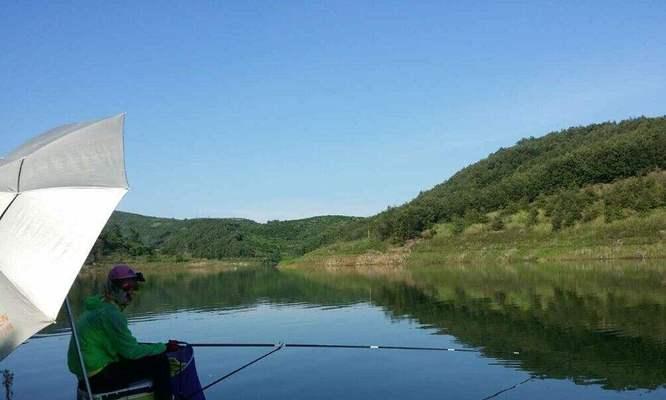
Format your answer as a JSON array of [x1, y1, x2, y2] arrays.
[[76, 379, 155, 400]]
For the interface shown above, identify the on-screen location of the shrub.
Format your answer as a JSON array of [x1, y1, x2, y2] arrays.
[[452, 217, 465, 234], [490, 216, 505, 231]]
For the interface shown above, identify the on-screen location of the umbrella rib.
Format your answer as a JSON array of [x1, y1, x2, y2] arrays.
[[16, 159, 24, 192], [0, 159, 24, 222], [0, 194, 18, 222]]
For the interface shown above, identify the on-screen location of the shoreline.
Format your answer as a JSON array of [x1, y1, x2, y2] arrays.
[[79, 257, 263, 275], [280, 249, 666, 269]]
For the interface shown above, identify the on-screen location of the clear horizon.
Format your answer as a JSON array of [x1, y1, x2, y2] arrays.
[[2, 2, 665, 222]]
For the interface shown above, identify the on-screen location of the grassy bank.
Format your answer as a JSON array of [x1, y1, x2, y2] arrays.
[[410, 208, 666, 265], [279, 238, 404, 269], [282, 208, 666, 268]]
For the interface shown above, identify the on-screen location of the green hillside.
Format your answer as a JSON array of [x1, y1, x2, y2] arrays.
[[369, 116, 666, 242]]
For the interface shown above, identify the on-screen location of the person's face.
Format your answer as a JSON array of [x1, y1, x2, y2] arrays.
[[119, 278, 139, 301]]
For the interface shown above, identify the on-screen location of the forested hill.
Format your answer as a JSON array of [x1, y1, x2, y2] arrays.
[[89, 212, 364, 263], [369, 116, 666, 241], [94, 116, 666, 263]]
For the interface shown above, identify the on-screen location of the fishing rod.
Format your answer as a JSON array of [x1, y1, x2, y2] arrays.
[[182, 341, 527, 400], [187, 342, 521, 355]]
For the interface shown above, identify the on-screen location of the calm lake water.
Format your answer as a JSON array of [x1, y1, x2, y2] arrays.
[[2, 262, 665, 400]]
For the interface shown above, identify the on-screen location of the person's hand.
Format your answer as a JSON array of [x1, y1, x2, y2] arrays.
[[166, 340, 180, 352]]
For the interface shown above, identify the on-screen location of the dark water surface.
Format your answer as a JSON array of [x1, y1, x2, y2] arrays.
[[2, 262, 665, 399]]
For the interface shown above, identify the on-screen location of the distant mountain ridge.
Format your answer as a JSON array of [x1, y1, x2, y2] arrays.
[[90, 211, 364, 263]]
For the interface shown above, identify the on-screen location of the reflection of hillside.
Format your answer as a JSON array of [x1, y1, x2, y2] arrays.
[[409, 263, 666, 344], [290, 263, 666, 391], [375, 284, 665, 390], [56, 263, 666, 390]]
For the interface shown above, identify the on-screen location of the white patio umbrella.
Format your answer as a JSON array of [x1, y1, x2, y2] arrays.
[[0, 114, 128, 361]]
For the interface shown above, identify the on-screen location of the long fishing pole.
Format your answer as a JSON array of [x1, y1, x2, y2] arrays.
[[188, 342, 520, 355], [183, 342, 526, 400]]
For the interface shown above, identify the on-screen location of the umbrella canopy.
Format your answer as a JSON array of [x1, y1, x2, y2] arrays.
[[0, 114, 128, 360]]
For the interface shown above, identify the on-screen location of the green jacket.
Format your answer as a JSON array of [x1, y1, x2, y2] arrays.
[[67, 295, 166, 379]]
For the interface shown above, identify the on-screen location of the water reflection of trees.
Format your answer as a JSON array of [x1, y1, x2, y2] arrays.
[[372, 283, 666, 390], [57, 263, 666, 390], [303, 263, 666, 390]]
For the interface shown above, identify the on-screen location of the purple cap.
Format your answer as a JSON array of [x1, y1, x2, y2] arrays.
[[108, 264, 145, 282]]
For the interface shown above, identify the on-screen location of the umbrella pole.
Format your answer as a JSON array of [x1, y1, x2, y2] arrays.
[[65, 297, 94, 400]]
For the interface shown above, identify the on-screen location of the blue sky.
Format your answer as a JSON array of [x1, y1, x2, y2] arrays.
[[1, 1, 665, 222]]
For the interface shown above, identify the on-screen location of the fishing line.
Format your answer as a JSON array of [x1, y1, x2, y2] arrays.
[[184, 343, 284, 400], [479, 376, 535, 400]]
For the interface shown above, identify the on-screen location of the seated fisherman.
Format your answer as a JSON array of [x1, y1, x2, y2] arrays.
[[67, 264, 179, 400]]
